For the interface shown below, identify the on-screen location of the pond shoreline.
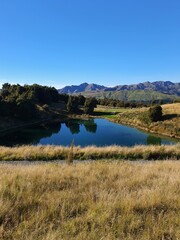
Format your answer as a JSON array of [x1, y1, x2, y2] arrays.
[[99, 116, 180, 140], [0, 116, 179, 147], [0, 111, 179, 148], [0, 111, 179, 141], [0, 114, 92, 135]]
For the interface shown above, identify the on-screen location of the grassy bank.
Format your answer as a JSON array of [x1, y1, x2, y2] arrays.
[[94, 103, 180, 139], [0, 144, 179, 161], [0, 161, 179, 239]]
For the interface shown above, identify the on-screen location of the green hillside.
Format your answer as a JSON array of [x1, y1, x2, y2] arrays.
[[79, 90, 177, 102]]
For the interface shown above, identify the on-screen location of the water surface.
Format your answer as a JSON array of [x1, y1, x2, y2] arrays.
[[0, 118, 178, 147]]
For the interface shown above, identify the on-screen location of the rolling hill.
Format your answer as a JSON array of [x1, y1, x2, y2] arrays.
[[80, 90, 177, 102]]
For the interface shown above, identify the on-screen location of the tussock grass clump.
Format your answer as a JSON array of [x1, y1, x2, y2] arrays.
[[0, 144, 179, 161], [0, 161, 179, 239], [67, 140, 74, 164]]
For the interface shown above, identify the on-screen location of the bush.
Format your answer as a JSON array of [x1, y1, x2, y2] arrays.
[[148, 105, 162, 122]]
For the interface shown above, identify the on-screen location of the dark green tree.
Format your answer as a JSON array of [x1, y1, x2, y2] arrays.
[[67, 96, 79, 113], [16, 97, 36, 120], [148, 105, 163, 122], [78, 95, 86, 106], [59, 94, 69, 103], [84, 98, 97, 114]]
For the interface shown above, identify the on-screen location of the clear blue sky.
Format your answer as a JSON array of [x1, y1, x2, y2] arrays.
[[0, 0, 180, 88]]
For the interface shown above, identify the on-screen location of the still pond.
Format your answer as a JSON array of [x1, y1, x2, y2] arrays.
[[0, 118, 179, 147]]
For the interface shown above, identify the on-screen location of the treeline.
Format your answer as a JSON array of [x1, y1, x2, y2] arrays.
[[0, 83, 60, 120]]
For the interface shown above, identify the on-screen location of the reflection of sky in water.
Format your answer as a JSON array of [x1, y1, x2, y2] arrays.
[[0, 118, 178, 147]]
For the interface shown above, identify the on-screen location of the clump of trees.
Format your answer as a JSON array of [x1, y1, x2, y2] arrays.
[[97, 97, 170, 108], [148, 105, 163, 122], [0, 83, 61, 120], [66, 95, 97, 114], [98, 98, 149, 108]]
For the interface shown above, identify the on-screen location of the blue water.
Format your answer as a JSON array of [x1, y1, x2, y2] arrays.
[[38, 119, 177, 146], [0, 118, 178, 147]]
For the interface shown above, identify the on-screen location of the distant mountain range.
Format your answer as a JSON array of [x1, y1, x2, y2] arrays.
[[58, 82, 106, 94], [58, 81, 180, 96]]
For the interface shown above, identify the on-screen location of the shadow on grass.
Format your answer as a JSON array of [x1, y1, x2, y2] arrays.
[[162, 114, 178, 121], [94, 111, 118, 116]]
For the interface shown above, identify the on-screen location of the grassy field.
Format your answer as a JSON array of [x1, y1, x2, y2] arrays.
[[0, 161, 179, 240], [94, 103, 180, 139], [0, 144, 179, 161]]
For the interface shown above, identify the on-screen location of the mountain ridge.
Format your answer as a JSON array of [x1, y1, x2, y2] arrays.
[[58, 81, 180, 96], [59, 82, 106, 94]]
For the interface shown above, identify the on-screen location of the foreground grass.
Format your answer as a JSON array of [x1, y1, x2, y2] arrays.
[[0, 161, 179, 239], [95, 103, 180, 138], [0, 144, 180, 161]]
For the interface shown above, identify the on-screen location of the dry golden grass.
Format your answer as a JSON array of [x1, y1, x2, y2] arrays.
[[0, 144, 179, 161], [163, 103, 180, 115], [0, 161, 179, 239], [105, 103, 180, 138]]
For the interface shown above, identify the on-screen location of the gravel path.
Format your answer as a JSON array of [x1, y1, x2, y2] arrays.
[[0, 159, 153, 165]]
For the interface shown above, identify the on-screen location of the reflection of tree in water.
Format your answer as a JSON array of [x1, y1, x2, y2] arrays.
[[65, 121, 80, 134], [65, 119, 97, 134], [147, 135, 161, 145], [0, 122, 61, 146], [84, 119, 97, 133]]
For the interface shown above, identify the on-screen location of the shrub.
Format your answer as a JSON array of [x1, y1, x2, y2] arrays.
[[148, 105, 162, 122]]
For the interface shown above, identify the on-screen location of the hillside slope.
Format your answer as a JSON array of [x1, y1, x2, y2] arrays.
[[79, 90, 177, 102]]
